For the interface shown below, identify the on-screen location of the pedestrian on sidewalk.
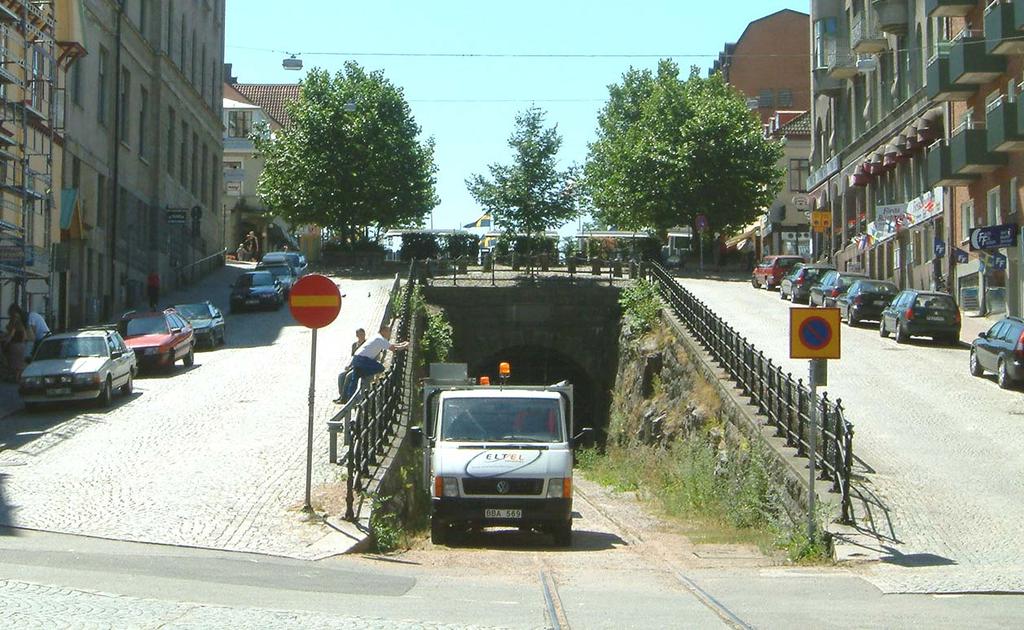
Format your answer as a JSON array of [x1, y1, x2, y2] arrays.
[[25, 300, 49, 358], [336, 324, 408, 403], [146, 271, 161, 311], [350, 328, 366, 356], [2, 304, 30, 381]]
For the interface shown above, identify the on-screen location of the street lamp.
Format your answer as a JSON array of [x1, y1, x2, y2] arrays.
[[282, 54, 303, 71]]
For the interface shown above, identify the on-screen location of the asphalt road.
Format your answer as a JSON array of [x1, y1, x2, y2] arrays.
[[678, 275, 1024, 594]]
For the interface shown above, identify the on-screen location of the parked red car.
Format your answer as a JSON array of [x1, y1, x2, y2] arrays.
[[118, 309, 196, 370], [751, 255, 804, 290]]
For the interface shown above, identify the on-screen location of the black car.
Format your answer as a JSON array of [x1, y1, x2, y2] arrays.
[[174, 301, 226, 347], [255, 262, 296, 296], [835, 280, 899, 325], [970, 316, 1024, 389], [879, 290, 961, 345], [780, 264, 835, 304], [809, 270, 869, 308], [230, 271, 284, 313]]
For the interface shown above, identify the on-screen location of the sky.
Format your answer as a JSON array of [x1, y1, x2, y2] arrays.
[[225, 0, 808, 233]]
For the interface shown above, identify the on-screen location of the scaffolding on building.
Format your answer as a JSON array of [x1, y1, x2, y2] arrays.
[[0, 0, 82, 320]]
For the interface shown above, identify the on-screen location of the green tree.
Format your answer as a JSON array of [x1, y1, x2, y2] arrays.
[[255, 63, 438, 245], [466, 107, 578, 242], [585, 60, 783, 237]]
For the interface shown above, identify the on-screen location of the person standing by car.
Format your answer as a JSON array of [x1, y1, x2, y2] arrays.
[[3, 304, 31, 380], [147, 271, 161, 310], [25, 303, 49, 358]]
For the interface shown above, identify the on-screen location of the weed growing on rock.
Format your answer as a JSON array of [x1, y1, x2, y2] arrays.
[[619, 280, 662, 334]]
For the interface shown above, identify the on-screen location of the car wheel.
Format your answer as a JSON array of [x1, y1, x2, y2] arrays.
[[183, 346, 195, 367], [97, 377, 113, 408], [779, 287, 787, 300], [121, 373, 133, 396], [430, 519, 448, 546], [969, 349, 984, 377], [879, 320, 889, 338], [895, 322, 909, 344], [848, 312, 857, 326], [751, 277, 758, 288], [791, 291, 799, 304], [552, 522, 573, 547], [998, 359, 1012, 389]]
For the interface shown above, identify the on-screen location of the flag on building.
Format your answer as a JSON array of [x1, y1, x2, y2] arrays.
[[463, 212, 493, 229]]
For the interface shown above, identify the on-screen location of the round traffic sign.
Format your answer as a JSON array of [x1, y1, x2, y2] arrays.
[[289, 274, 342, 329], [695, 214, 709, 233], [798, 316, 833, 351]]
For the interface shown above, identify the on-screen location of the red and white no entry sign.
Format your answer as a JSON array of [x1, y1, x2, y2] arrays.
[[289, 274, 342, 329]]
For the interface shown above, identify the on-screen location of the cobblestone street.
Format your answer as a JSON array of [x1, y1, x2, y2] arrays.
[[678, 275, 1024, 593], [0, 264, 395, 559]]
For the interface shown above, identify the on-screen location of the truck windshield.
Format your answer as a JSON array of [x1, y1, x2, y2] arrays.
[[440, 398, 563, 443]]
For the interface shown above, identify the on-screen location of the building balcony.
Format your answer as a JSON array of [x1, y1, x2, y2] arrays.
[[873, 0, 908, 34], [925, 0, 975, 18], [827, 46, 860, 80], [812, 68, 844, 97], [926, 54, 976, 101], [985, 1, 1024, 56], [949, 31, 1006, 85], [986, 95, 1024, 152], [851, 14, 887, 54], [950, 125, 1007, 174], [927, 141, 978, 188]]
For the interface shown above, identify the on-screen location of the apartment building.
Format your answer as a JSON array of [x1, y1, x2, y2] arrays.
[[809, 0, 1024, 317], [762, 111, 813, 257], [712, 9, 811, 125], [61, 0, 225, 327]]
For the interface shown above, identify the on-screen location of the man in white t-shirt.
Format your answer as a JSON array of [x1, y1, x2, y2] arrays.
[[26, 307, 50, 358], [336, 324, 408, 403]]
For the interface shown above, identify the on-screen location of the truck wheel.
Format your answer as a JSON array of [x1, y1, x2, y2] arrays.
[[552, 522, 572, 547], [430, 520, 447, 545]]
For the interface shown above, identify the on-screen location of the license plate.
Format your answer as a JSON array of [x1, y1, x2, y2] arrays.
[[245, 299, 258, 305], [927, 316, 945, 322], [47, 387, 70, 396], [485, 509, 522, 519]]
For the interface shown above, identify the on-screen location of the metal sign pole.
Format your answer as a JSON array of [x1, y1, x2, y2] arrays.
[[699, 232, 704, 272], [807, 358, 819, 540], [304, 328, 317, 512]]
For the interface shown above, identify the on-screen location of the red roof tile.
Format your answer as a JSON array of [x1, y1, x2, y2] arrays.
[[231, 84, 301, 129]]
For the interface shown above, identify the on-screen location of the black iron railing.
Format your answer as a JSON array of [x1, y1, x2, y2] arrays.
[[644, 262, 855, 524], [328, 260, 419, 521], [421, 255, 636, 286]]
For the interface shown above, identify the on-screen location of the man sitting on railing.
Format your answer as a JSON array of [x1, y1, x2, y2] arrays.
[[335, 323, 409, 404]]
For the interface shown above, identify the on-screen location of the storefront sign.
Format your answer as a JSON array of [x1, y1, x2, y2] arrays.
[[934, 238, 946, 258], [954, 247, 970, 263], [991, 252, 1008, 270], [867, 189, 942, 246], [968, 224, 1017, 251], [807, 155, 841, 192]]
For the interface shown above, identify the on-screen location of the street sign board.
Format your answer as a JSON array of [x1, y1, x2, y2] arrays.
[[166, 210, 187, 225], [991, 252, 1008, 270], [934, 238, 946, 258], [695, 214, 709, 233], [811, 211, 832, 232], [790, 308, 841, 360], [289, 274, 342, 329], [953, 247, 969, 263], [969, 224, 1017, 251]]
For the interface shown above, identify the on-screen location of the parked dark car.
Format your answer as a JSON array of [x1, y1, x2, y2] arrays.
[[780, 264, 835, 304], [255, 262, 297, 296], [835, 280, 899, 325], [970, 316, 1024, 389], [174, 301, 226, 348], [261, 251, 308, 276], [751, 255, 804, 290], [118, 309, 195, 370], [230, 271, 284, 313], [808, 270, 869, 307], [879, 290, 961, 345]]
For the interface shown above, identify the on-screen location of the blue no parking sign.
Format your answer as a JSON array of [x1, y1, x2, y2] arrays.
[[790, 308, 841, 359]]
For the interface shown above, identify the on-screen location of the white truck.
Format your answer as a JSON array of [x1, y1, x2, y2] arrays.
[[410, 363, 592, 546]]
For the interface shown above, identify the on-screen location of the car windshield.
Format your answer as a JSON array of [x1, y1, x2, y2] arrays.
[[175, 304, 212, 319], [259, 265, 292, 278], [35, 337, 107, 360], [858, 281, 898, 294], [804, 268, 831, 281], [236, 273, 274, 287], [124, 316, 169, 337], [916, 294, 956, 311], [440, 397, 563, 443], [777, 258, 800, 269]]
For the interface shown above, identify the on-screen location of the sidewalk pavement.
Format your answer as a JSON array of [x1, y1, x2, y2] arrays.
[[959, 311, 1001, 345]]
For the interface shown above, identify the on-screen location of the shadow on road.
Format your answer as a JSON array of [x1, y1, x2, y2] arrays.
[[444, 527, 626, 552], [0, 390, 139, 456], [879, 547, 957, 568], [0, 474, 13, 533]]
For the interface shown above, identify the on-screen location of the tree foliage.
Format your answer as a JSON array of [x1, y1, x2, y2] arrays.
[[256, 63, 438, 242], [466, 107, 578, 239], [585, 60, 783, 236]]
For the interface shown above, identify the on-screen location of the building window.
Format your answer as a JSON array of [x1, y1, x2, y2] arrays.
[[139, 86, 149, 158], [98, 46, 108, 124], [167, 107, 176, 176], [987, 185, 1001, 226], [777, 89, 793, 108], [201, 145, 209, 204], [96, 173, 107, 227], [191, 29, 198, 84], [788, 159, 809, 192], [179, 18, 186, 68], [200, 44, 207, 100], [180, 122, 188, 185], [118, 67, 131, 143], [167, 1, 174, 55], [138, 0, 147, 37], [191, 131, 198, 195], [814, 18, 837, 69], [1011, 177, 1019, 217], [69, 57, 81, 106], [228, 110, 252, 138], [960, 200, 974, 241], [758, 89, 773, 108]]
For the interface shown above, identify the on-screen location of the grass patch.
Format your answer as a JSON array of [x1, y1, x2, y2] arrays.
[[578, 436, 830, 563]]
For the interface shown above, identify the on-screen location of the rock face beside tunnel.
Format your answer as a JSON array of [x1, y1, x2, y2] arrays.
[[422, 285, 622, 435]]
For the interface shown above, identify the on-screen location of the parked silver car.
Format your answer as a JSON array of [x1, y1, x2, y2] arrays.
[[19, 329, 137, 410]]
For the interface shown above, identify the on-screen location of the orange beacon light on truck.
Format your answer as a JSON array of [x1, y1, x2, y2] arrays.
[[499, 362, 511, 377]]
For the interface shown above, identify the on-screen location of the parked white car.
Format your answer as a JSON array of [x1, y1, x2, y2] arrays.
[[19, 329, 138, 410]]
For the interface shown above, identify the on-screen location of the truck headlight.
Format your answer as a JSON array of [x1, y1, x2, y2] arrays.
[[547, 478, 572, 499], [433, 476, 459, 498]]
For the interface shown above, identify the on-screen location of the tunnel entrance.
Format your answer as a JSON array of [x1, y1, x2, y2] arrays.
[[423, 284, 621, 436]]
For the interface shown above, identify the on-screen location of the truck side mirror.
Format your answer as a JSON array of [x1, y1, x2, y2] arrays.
[[572, 427, 594, 449], [409, 426, 424, 448]]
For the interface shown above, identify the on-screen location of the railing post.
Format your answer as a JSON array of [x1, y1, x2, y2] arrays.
[[344, 411, 355, 520], [818, 393, 831, 481], [795, 379, 806, 455], [841, 413, 854, 524]]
